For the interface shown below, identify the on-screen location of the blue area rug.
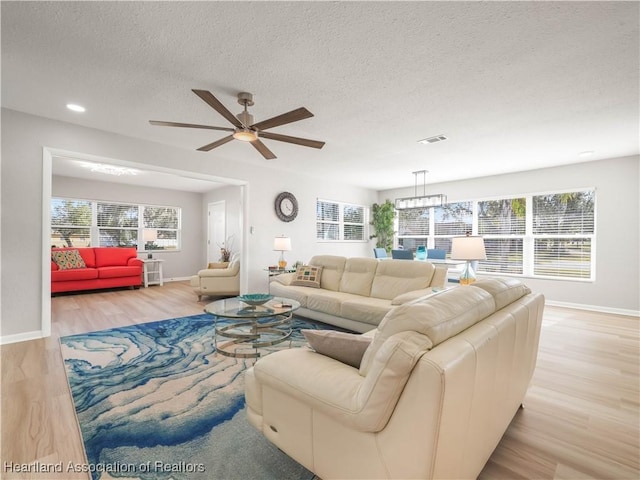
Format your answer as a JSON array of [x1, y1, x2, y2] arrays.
[[59, 314, 333, 480]]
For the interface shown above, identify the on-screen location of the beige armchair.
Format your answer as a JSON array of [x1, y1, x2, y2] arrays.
[[190, 259, 240, 301]]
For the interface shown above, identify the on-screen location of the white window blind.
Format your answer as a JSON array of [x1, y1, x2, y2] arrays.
[[478, 198, 525, 274], [532, 191, 594, 279], [391, 189, 595, 281], [51, 197, 182, 251], [316, 199, 366, 241], [397, 209, 429, 251], [434, 202, 473, 236], [51, 198, 92, 247], [143, 206, 180, 250], [97, 202, 139, 247]]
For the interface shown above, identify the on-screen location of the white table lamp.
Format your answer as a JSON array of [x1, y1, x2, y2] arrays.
[[273, 236, 292, 269], [143, 229, 158, 258], [451, 235, 486, 285]]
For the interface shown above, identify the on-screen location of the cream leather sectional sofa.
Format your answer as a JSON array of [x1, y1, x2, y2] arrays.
[[269, 255, 448, 333], [246, 277, 545, 480]]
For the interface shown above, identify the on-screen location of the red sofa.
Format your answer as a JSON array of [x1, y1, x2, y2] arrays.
[[51, 247, 143, 293]]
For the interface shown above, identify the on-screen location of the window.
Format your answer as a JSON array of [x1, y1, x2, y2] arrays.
[[51, 199, 92, 247], [433, 201, 473, 253], [478, 198, 525, 274], [532, 191, 594, 279], [316, 199, 366, 241], [51, 197, 181, 252], [143, 206, 180, 250], [97, 202, 138, 247], [394, 189, 595, 281], [397, 208, 429, 251]]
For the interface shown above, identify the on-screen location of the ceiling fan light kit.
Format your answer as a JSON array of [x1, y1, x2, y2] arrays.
[[233, 128, 258, 142], [149, 89, 325, 159]]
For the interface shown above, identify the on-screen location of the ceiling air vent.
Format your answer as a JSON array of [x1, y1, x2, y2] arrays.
[[418, 134, 448, 145]]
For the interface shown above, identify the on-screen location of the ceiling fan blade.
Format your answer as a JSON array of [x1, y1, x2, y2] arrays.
[[251, 107, 314, 131], [259, 131, 325, 149], [149, 120, 234, 132], [192, 89, 243, 128], [250, 139, 277, 160], [197, 135, 234, 152]]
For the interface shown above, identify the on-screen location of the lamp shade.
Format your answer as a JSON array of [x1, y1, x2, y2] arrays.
[[143, 229, 158, 242], [450, 236, 486, 261], [273, 236, 291, 252]]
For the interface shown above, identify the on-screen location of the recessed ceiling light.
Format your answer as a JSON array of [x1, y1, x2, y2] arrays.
[[578, 150, 594, 158], [66, 103, 86, 113]]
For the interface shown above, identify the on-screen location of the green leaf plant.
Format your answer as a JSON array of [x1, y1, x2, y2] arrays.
[[369, 200, 396, 253]]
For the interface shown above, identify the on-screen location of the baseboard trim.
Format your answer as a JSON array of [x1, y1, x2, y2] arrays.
[[546, 300, 639, 317], [0, 329, 44, 345]]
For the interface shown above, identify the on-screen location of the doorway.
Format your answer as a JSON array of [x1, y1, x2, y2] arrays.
[[41, 147, 249, 340]]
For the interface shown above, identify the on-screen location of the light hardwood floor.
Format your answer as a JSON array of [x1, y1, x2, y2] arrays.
[[1, 281, 638, 479]]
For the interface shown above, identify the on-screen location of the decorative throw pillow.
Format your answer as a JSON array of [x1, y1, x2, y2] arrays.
[[290, 265, 323, 288], [52, 250, 86, 270], [301, 329, 373, 368]]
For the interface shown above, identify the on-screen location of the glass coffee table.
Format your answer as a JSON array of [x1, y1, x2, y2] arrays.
[[204, 296, 300, 358]]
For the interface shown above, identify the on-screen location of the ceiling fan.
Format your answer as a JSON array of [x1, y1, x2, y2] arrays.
[[149, 89, 325, 160]]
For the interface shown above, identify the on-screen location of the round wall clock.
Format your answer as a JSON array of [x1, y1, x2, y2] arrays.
[[274, 191, 299, 222]]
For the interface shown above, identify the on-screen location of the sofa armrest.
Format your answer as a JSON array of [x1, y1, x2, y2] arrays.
[[430, 265, 448, 288], [51, 260, 59, 271], [391, 287, 440, 305], [270, 272, 295, 285], [128, 258, 143, 267], [197, 268, 237, 278]]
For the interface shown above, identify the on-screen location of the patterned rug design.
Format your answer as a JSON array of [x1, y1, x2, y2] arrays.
[[60, 314, 330, 480]]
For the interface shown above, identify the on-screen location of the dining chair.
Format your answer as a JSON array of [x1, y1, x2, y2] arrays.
[[391, 249, 414, 260]]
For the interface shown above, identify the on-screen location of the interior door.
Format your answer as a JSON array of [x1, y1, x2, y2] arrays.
[[208, 201, 226, 263]]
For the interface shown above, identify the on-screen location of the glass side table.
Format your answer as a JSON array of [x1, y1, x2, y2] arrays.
[[204, 296, 300, 358]]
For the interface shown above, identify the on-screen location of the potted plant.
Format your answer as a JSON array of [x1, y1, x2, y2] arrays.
[[369, 200, 396, 253]]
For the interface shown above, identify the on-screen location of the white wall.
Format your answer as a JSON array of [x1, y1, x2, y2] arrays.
[[1, 108, 377, 341], [379, 155, 640, 314], [52, 175, 204, 279]]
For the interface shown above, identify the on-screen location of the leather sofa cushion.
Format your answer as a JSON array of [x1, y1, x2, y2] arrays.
[[269, 282, 311, 307], [340, 297, 394, 326], [253, 331, 432, 433], [339, 258, 378, 296], [309, 255, 346, 292], [307, 290, 355, 317], [98, 266, 142, 279], [360, 286, 496, 376], [94, 247, 138, 267], [369, 260, 435, 300], [51, 268, 99, 282]]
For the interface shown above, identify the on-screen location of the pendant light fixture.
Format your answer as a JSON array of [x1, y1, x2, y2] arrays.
[[394, 170, 447, 209]]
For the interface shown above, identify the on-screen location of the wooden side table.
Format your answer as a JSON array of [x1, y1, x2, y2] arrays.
[[143, 259, 164, 287]]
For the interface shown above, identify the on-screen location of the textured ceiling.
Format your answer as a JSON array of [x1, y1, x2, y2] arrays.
[[2, 1, 638, 191]]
